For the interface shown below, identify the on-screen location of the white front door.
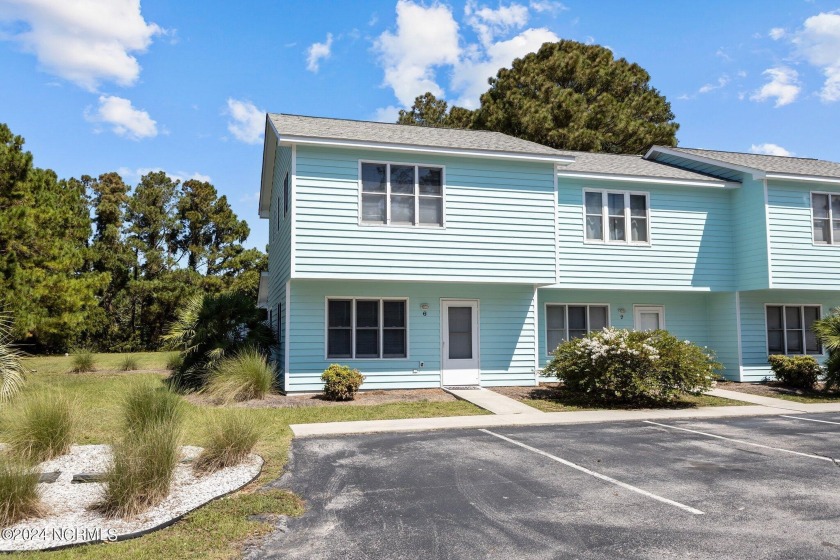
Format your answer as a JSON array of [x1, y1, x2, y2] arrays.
[[441, 300, 480, 386], [634, 306, 665, 331]]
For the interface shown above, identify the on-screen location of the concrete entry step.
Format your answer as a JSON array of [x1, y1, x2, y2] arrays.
[[444, 387, 543, 415]]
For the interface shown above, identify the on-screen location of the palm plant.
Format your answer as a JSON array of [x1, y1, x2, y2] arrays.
[[812, 308, 840, 391], [0, 313, 26, 404], [163, 292, 274, 391]]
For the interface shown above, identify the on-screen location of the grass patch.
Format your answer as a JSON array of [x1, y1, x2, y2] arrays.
[[0, 458, 43, 527], [165, 353, 184, 373], [194, 412, 261, 474], [717, 380, 840, 403], [5, 353, 483, 559], [69, 350, 95, 373], [205, 349, 275, 403], [761, 392, 840, 403], [24, 352, 178, 376], [122, 384, 184, 434], [505, 385, 751, 413], [118, 355, 140, 372], [5, 392, 75, 462]]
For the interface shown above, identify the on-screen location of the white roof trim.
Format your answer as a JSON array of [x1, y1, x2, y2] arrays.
[[258, 117, 281, 219], [765, 173, 840, 185], [277, 134, 574, 164], [555, 170, 738, 188], [645, 146, 766, 179]]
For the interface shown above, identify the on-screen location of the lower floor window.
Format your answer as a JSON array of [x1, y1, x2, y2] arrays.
[[327, 298, 407, 359], [546, 304, 609, 354], [766, 305, 822, 355]]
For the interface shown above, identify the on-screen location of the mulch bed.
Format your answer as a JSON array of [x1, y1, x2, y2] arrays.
[[186, 388, 459, 409], [717, 380, 840, 399]]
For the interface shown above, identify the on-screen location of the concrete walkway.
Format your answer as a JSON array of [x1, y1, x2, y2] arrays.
[[444, 387, 541, 415], [291, 387, 840, 437]]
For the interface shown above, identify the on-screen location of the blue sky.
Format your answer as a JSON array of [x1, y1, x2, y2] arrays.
[[2, 0, 840, 251]]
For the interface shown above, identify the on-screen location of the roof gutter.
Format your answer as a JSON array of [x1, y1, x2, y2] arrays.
[[765, 173, 840, 185]]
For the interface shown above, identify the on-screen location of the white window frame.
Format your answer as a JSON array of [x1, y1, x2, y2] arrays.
[[764, 304, 823, 356], [324, 297, 410, 360], [633, 305, 666, 331], [810, 191, 840, 245], [582, 189, 651, 245], [544, 303, 611, 355], [358, 160, 446, 228]]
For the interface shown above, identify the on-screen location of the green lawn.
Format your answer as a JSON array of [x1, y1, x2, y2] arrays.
[[761, 392, 840, 404], [7, 353, 485, 559], [520, 390, 750, 413], [25, 351, 179, 375]]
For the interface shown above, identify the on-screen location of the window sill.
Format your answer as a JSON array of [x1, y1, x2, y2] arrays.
[[582, 239, 652, 247]]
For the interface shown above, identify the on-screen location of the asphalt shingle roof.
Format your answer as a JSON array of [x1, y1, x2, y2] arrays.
[[666, 147, 840, 179], [555, 150, 728, 183], [269, 113, 568, 158]]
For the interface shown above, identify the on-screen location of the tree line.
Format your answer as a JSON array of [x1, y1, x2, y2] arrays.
[[0, 123, 265, 353]]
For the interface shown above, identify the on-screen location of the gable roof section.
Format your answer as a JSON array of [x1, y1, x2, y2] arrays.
[[269, 113, 572, 161], [554, 150, 734, 187], [646, 146, 840, 183]]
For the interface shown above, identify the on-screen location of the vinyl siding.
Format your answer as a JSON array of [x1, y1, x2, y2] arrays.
[[292, 145, 557, 284], [706, 292, 741, 380], [767, 180, 840, 289], [732, 178, 770, 290], [553, 178, 735, 291], [738, 289, 840, 381], [286, 280, 537, 392], [267, 146, 293, 389]]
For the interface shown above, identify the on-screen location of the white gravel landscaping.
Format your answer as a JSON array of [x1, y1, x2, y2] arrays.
[[1, 444, 263, 552]]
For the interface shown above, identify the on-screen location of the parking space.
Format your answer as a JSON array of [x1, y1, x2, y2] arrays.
[[249, 414, 840, 559]]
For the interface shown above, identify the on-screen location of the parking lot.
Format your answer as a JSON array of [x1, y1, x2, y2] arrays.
[[250, 414, 840, 559]]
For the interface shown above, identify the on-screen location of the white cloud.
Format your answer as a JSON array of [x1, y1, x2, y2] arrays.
[[85, 95, 157, 139], [453, 27, 559, 108], [465, 1, 529, 46], [117, 167, 211, 184], [306, 33, 333, 73], [372, 105, 402, 122], [750, 66, 801, 107], [769, 27, 786, 40], [0, 0, 162, 91], [698, 75, 730, 94], [792, 12, 840, 102], [750, 143, 793, 156], [225, 98, 264, 144], [529, 0, 567, 13], [373, 0, 461, 107]]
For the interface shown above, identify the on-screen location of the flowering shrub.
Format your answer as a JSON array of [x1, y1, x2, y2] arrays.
[[543, 328, 720, 403]]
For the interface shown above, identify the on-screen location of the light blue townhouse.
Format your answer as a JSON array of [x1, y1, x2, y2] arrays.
[[257, 113, 840, 392]]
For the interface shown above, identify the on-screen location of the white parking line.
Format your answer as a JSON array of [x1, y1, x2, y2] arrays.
[[479, 429, 704, 515], [780, 415, 840, 426], [643, 421, 834, 462]]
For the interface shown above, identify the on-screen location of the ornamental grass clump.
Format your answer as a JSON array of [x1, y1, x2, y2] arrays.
[[204, 348, 275, 403], [544, 327, 719, 404], [193, 412, 261, 475], [118, 355, 139, 372], [0, 458, 43, 527], [6, 392, 75, 463], [99, 384, 184, 518], [69, 349, 95, 373], [0, 313, 26, 404]]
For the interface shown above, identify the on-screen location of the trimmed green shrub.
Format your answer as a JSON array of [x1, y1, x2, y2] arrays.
[[321, 364, 365, 401], [98, 422, 181, 518], [205, 348, 275, 403], [767, 355, 821, 390], [69, 349, 95, 373], [122, 384, 183, 435], [118, 355, 139, 372], [6, 392, 75, 462], [544, 328, 719, 404], [0, 458, 42, 526], [194, 412, 261, 474]]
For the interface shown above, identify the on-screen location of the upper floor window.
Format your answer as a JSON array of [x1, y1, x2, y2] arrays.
[[546, 304, 609, 355], [360, 162, 443, 227], [584, 190, 649, 244], [811, 192, 839, 244], [766, 305, 822, 355]]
